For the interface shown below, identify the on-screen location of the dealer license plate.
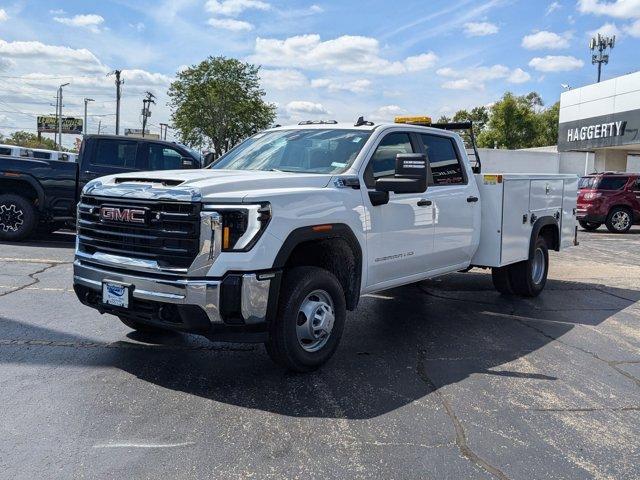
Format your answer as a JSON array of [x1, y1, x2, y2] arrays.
[[102, 282, 130, 308]]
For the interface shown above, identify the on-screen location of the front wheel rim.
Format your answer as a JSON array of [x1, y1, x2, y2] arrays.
[[296, 289, 335, 353], [531, 247, 546, 285], [0, 203, 24, 233], [611, 211, 630, 231]]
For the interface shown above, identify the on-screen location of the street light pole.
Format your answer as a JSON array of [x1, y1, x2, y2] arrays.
[[58, 82, 70, 148], [83, 98, 94, 137]]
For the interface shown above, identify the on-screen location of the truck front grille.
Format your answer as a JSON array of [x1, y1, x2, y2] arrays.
[[77, 196, 201, 269]]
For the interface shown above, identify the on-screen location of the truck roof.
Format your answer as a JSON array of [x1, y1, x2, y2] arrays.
[[267, 122, 455, 134]]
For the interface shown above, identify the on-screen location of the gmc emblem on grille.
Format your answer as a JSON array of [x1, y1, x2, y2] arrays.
[[100, 206, 147, 224]]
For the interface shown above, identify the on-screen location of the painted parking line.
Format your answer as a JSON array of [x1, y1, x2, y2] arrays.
[[0, 257, 70, 265]]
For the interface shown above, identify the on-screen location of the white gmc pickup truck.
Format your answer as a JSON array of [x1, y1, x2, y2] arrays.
[[73, 118, 578, 371]]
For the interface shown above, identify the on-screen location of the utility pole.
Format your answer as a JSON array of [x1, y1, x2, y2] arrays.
[[589, 33, 615, 83], [159, 122, 168, 140], [53, 92, 59, 149], [97, 120, 102, 135], [108, 70, 123, 134], [83, 98, 94, 137], [141, 91, 156, 138], [58, 82, 70, 149]]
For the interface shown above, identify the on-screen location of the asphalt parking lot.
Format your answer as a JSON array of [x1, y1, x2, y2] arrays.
[[0, 227, 639, 479]]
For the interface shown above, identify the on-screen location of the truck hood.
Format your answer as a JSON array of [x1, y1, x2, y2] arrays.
[[86, 169, 334, 202]]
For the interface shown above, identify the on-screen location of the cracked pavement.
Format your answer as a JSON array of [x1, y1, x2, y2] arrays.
[[0, 228, 639, 479]]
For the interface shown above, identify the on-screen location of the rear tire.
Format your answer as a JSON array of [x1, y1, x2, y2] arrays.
[[508, 236, 549, 297], [265, 266, 346, 372], [0, 194, 37, 241], [492, 266, 514, 294], [118, 316, 166, 333], [579, 220, 601, 231], [605, 207, 633, 233]]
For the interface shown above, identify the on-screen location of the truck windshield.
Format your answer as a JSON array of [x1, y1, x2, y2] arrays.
[[211, 129, 371, 174]]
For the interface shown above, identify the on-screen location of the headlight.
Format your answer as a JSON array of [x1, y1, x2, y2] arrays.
[[203, 203, 271, 252], [583, 192, 601, 200]]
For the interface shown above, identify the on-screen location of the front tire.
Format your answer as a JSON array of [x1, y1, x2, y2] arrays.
[[266, 266, 346, 372], [508, 236, 549, 297], [0, 194, 37, 241], [579, 220, 601, 231], [605, 207, 632, 233]]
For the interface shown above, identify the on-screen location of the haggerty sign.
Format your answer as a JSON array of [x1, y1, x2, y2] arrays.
[[557, 110, 639, 152], [566, 121, 626, 143]]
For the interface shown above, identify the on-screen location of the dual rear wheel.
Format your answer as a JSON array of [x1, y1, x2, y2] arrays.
[[492, 236, 549, 297]]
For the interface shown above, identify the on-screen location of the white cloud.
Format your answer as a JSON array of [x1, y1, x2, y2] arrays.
[[508, 68, 532, 83], [129, 22, 146, 32], [251, 34, 438, 75], [403, 53, 438, 72], [522, 30, 571, 49], [463, 22, 499, 36], [53, 14, 105, 33], [0, 9, 8, 22], [286, 101, 329, 115], [260, 69, 308, 90], [588, 22, 622, 38], [528, 55, 584, 72], [369, 105, 407, 122], [310, 4, 323, 13], [625, 18, 640, 36], [205, 0, 270, 16], [546, 1, 562, 15], [442, 79, 476, 90], [578, 0, 640, 18], [311, 78, 372, 93], [207, 17, 253, 31], [437, 64, 531, 89], [0, 39, 107, 73]]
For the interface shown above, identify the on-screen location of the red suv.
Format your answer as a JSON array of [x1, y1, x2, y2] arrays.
[[577, 172, 640, 233]]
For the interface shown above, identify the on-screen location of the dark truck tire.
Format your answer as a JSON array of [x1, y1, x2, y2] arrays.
[[266, 266, 346, 372], [492, 236, 549, 297], [491, 266, 514, 294], [579, 220, 601, 231], [508, 236, 549, 297], [605, 207, 633, 233], [0, 194, 37, 241]]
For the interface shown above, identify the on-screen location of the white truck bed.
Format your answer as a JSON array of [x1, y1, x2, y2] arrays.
[[471, 173, 578, 268]]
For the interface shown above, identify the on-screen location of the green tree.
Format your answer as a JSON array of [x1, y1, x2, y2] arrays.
[[535, 101, 559, 146], [3, 131, 64, 150], [168, 56, 276, 156], [477, 92, 540, 149]]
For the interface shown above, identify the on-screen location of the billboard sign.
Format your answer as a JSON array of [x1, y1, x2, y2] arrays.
[[37, 116, 83, 134]]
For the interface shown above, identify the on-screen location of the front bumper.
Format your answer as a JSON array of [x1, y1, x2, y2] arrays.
[[73, 259, 279, 342]]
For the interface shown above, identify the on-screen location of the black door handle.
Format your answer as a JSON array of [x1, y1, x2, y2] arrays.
[[417, 199, 432, 207], [467, 196, 479, 203]]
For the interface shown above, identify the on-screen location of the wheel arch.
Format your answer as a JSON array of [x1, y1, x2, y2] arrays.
[[273, 224, 363, 310], [530, 216, 560, 255], [0, 175, 45, 211]]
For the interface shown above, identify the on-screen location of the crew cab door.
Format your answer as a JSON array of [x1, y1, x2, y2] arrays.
[[78, 137, 144, 193], [361, 131, 435, 288], [418, 133, 479, 270]]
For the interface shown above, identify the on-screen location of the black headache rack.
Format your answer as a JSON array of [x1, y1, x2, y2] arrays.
[[404, 120, 482, 174]]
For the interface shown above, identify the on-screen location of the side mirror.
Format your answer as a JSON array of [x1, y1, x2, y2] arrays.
[[181, 157, 195, 169], [375, 153, 428, 194]]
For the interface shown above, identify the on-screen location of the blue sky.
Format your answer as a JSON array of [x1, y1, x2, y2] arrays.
[[0, 0, 638, 145]]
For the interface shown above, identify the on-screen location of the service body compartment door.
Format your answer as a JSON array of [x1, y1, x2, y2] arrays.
[[501, 179, 532, 265], [561, 177, 578, 249], [529, 179, 564, 213]]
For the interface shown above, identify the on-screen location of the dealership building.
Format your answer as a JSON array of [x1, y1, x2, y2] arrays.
[[558, 70, 640, 173]]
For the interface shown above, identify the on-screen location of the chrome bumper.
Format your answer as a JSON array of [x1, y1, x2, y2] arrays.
[[73, 260, 271, 325]]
